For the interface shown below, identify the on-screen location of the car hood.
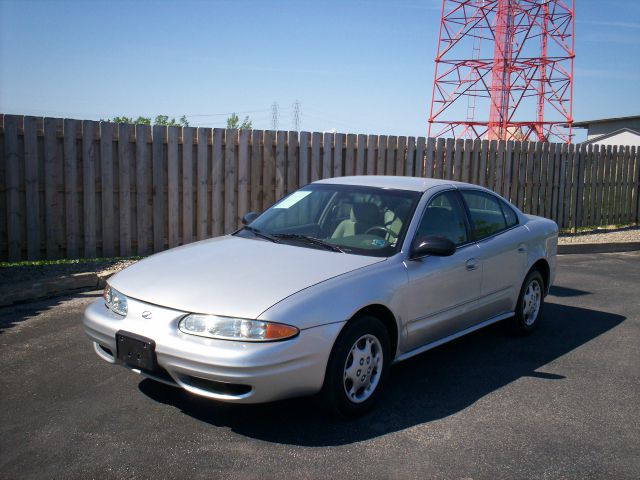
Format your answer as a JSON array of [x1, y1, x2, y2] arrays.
[[108, 235, 384, 319]]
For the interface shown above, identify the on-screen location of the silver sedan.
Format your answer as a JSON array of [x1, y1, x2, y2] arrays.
[[84, 176, 558, 416]]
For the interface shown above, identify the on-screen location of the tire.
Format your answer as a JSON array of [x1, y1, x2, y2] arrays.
[[512, 269, 545, 334], [322, 315, 391, 417]]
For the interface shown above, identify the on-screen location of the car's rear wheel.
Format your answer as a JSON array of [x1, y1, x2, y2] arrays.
[[512, 269, 544, 334], [322, 315, 390, 417]]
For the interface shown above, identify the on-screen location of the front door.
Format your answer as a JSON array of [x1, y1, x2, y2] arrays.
[[404, 190, 482, 351]]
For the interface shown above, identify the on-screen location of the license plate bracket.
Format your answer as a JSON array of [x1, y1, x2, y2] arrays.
[[116, 330, 157, 371]]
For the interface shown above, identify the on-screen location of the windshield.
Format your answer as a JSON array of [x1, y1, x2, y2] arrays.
[[236, 184, 421, 257]]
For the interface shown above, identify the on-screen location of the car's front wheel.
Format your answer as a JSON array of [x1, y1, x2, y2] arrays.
[[512, 269, 545, 334], [322, 315, 390, 417]]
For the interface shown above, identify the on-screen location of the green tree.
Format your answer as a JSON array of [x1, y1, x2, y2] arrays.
[[153, 115, 189, 127], [103, 115, 189, 127], [106, 116, 151, 125], [226, 113, 252, 130]]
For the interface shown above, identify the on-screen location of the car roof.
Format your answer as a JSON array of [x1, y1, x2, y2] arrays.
[[313, 175, 470, 192]]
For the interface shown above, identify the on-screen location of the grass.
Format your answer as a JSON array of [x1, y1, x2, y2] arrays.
[[0, 256, 143, 268]]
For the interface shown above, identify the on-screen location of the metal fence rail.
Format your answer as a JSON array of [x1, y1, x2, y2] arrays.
[[1, 114, 638, 261]]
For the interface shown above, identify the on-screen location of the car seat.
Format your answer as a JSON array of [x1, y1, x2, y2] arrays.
[[332, 202, 383, 238], [384, 201, 411, 240]]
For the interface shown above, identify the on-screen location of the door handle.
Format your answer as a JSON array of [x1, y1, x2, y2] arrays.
[[517, 243, 527, 253], [465, 258, 479, 271]]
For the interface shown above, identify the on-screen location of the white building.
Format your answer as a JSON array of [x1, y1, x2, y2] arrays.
[[573, 115, 640, 147]]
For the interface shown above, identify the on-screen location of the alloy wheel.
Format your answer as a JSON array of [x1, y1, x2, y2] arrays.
[[523, 279, 542, 326], [343, 334, 383, 404]]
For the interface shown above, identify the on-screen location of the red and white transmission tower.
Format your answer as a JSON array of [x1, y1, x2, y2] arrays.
[[428, 0, 575, 143]]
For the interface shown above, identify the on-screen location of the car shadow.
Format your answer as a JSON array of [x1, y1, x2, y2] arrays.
[[138, 302, 623, 446], [548, 285, 590, 297], [0, 290, 102, 334]]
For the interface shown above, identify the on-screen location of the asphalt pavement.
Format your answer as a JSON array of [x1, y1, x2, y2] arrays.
[[1, 252, 639, 479]]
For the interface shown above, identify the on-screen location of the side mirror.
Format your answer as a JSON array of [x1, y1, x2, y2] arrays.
[[241, 212, 259, 225], [411, 235, 456, 259]]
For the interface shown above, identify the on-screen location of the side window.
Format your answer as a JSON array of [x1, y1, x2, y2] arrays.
[[501, 200, 518, 228], [415, 191, 468, 245], [461, 190, 507, 239]]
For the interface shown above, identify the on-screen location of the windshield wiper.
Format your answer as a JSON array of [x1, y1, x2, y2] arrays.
[[274, 234, 345, 253], [241, 226, 282, 243]]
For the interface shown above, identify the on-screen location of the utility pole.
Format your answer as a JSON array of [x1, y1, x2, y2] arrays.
[[271, 102, 279, 131], [292, 100, 301, 131]]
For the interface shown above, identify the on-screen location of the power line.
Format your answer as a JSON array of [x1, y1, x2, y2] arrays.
[[184, 109, 270, 118]]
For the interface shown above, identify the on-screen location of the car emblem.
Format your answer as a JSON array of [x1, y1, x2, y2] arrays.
[[142, 311, 153, 319]]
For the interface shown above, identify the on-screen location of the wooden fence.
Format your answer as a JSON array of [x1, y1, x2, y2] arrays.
[[1, 114, 639, 261]]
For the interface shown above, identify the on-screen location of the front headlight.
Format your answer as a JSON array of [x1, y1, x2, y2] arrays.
[[103, 284, 128, 316], [179, 314, 299, 342]]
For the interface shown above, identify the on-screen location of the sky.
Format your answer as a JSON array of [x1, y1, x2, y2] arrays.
[[1, 0, 639, 140]]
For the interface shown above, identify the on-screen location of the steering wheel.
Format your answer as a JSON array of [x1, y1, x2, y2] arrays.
[[364, 226, 395, 239]]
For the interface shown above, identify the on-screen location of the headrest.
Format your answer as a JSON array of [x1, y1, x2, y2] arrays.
[[351, 202, 382, 224]]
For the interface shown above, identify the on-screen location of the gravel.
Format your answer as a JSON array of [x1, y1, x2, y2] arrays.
[[0, 258, 138, 289], [558, 226, 640, 245]]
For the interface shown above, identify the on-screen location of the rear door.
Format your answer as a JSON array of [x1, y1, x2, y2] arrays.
[[404, 190, 482, 351], [460, 190, 527, 318]]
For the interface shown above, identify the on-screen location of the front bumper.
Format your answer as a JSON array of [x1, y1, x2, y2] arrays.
[[83, 297, 344, 404]]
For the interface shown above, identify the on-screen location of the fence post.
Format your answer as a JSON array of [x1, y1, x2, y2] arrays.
[[213, 128, 225, 234], [5, 115, 21, 261], [425, 137, 436, 178], [445, 138, 455, 180], [101, 122, 115, 257], [386, 136, 397, 176], [43, 117, 62, 259], [275, 130, 286, 200], [298, 131, 309, 187], [23, 116, 40, 260], [135, 123, 151, 256], [211, 128, 225, 233], [226, 129, 240, 233], [211, 128, 224, 237], [396, 136, 406, 176], [510, 141, 520, 206], [119, 123, 134, 255], [564, 143, 576, 230], [376, 135, 387, 175], [355, 134, 366, 176], [334, 133, 345, 177], [634, 146, 640, 224], [404, 136, 415, 176], [540, 142, 550, 218], [574, 144, 586, 230], [182, 126, 194, 245], [152, 125, 166, 253], [286, 131, 299, 192], [250, 130, 265, 212], [622, 145, 631, 224], [345, 133, 356, 177]]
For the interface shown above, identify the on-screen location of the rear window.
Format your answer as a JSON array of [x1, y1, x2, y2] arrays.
[[461, 190, 507, 239], [501, 201, 518, 228]]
